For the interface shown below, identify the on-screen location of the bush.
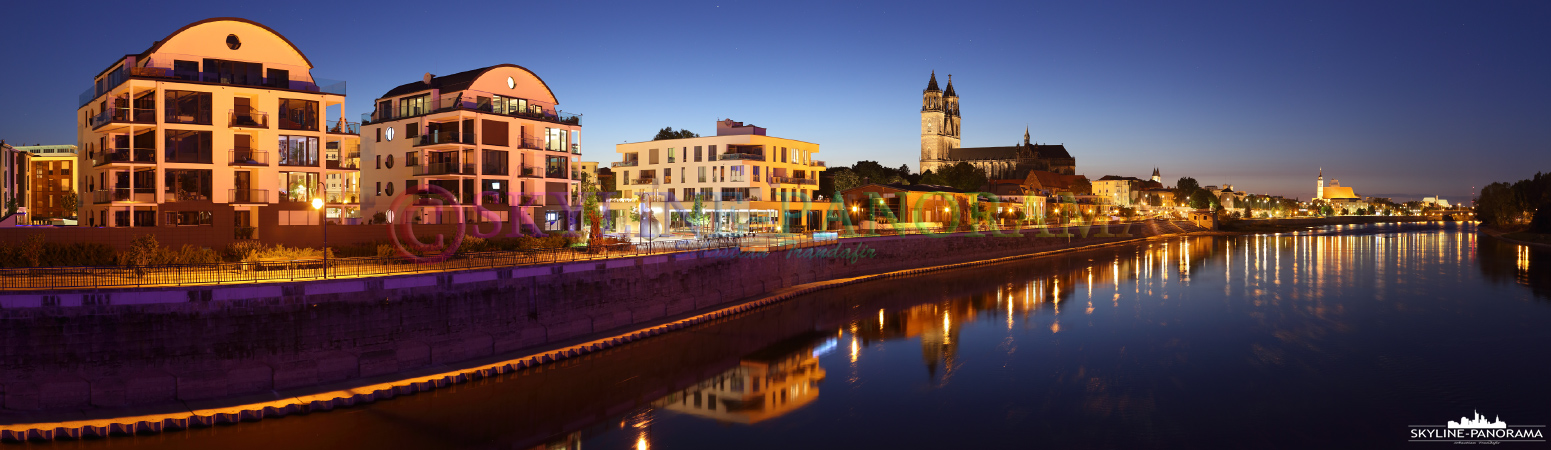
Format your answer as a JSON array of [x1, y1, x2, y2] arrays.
[[240, 245, 335, 263]]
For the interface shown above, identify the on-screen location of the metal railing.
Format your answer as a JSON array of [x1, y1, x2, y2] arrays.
[[611, 160, 639, 167], [326, 191, 360, 204], [81, 57, 346, 108], [0, 237, 744, 291], [769, 176, 817, 185], [413, 162, 476, 176], [361, 96, 579, 127], [90, 188, 154, 204], [328, 120, 360, 135], [229, 150, 268, 166], [417, 131, 476, 147], [327, 158, 360, 170], [95, 148, 156, 166], [229, 189, 268, 204], [165, 190, 211, 202], [229, 108, 269, 128], [719, 152, 764, 161], [91, 108, 155, 129]]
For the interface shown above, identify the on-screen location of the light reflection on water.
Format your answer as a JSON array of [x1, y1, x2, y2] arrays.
[[61, 222, 1551, 450]]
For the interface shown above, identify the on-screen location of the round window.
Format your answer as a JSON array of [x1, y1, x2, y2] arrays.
[[226, 34, 241, 50], [385, 182, 395, 196], [386, 154, 395, 168], [385, 126, 395, 141], [507, 76, 515, 89]]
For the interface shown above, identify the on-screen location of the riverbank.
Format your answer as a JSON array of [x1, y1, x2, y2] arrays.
[[1221, 215, 1430, 234], [0, 221, 1204, 442], [1480, 226, 1551, 248]]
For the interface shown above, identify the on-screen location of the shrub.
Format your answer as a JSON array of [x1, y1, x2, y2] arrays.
[[20, 235, 44, 267]]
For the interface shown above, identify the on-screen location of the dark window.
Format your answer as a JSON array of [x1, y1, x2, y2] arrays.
[[385, 182, 395, 196], [164, 129, 213, 164], [266, 68, 289, 89], [172, 60, 199, 81], [202, 58, 262, 86], [225, 34, 241, 50], [165, 211, 213, 226], [164, 169, 213, 201], [406, 123, 419, 139], [376, 154, 382, 169], [278, 98, 318, 131], [164, 90, 212, 124], [386, 154, 396, 168], [375, 127, 382, 142]]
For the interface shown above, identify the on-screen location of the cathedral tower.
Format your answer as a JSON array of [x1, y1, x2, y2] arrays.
[[920, 71, 959, 174], [1316, 168, 1324, 200]]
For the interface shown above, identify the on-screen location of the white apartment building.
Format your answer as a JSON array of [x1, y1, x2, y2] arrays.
[[610, 119, 826, 235], [359, 65, 582, 230], [75, 18, 360, 235]]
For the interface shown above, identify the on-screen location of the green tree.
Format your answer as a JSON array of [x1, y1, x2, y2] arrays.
[[938, 162, 989, 192], [61, 192, 79, 219], [832, 169, 863, 192], [579, 173, 603, 244], [1174, 177, 1201, 207], [652, 127, 700, 140], [687, 195, 710, 238]]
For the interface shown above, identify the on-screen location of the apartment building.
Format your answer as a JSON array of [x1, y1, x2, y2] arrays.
[[610, 119, 826, 235], [75, 18, 359, 235], [16, 145, 79, 223], [359, 64, 582, 229], [0, 141, 24, 222], [1092, 175, 1143, 207]]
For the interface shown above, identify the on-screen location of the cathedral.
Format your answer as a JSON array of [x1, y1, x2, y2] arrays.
[[918, 72, 1077, 179]]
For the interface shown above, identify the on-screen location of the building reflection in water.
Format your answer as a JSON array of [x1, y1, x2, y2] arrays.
[[653, 331, 831, 424]]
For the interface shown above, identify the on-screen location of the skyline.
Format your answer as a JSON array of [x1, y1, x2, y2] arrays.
[[1, 0, 1547, 201]]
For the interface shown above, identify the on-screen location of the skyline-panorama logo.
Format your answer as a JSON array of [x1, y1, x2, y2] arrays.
[[1409, 411, 1545, 444]]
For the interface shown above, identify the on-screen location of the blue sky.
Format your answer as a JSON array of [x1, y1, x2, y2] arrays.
[[1, 0, 1546, 201]]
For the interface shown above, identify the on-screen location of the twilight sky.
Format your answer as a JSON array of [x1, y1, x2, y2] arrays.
[[1, 0, 1546, 201]]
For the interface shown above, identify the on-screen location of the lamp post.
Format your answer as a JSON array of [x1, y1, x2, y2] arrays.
[[312, 197, 326, 279]]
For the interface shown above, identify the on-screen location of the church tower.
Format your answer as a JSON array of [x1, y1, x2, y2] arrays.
[[1151, 167, 1162, 183], [1316, 168, 1324, 201], [920, 71, 959, 174]]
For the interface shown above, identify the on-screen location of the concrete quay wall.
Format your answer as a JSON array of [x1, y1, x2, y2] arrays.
[[0, 221, 1184, 417]]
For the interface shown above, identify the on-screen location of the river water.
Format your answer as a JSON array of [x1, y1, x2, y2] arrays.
[[54, 222, 1551, 449]]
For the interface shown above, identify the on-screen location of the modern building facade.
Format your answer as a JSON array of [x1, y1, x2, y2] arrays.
[[75, 18, 359, 235], [609, 119, 826, 235], [359, 65, 582, 229], [17, 145, 79, 223], [0, 141, 25, 223]]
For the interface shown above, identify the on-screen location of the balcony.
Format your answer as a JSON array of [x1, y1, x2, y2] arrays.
[[632, 178, 657, 185], [545, 168, 569, 179], [482, 164, 509, 176], [91, 188, 154, 204], [80, 60, 346, 108], [481, 192, 510, 205], [229, 108, 269, 128], [416, 131, 476, 147], [360, 96, 579, 127], [719, 152, 764, 161], [326, 191, 360, 204], [611, 160, 639, 168], [518, 194, 545, 207], [326, 157, 360, 170], [517, 165, 542, 177], [165, 190, 212, 202], [327, 120, 360, 135], [229, 150, 268, 166], [808, 161, 827, 168], [94, 148, 156, 166], [413, 162, 476, 176], [228, 189, 268, 205], [278, 111, 318, 131], [90, 108, 155, 130], [769, 176, 817, 186]]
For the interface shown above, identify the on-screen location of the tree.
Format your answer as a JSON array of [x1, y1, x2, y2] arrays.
[[832, 169, 862, 193], [937, 162, 989, 192], [1174, 177, 1201, 207], [61, 192, 79, 219], [652, 127, 699, 140], [579, 173, 603, 244], [687, 195, 710, 238], [597, 167, 616, 194], [3, 196, 15, 218]]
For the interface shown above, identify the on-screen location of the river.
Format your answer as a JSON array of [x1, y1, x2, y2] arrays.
[[50, 222, 1551, 449]]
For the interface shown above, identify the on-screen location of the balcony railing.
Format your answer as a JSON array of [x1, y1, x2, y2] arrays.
[[482, 164, 509, 176], [416, 131, 476, 147], [278, 110, 318, 131], [327, 119, 360, 135], [770, 176, 817, 185], [719, 152, 764, 161], [90, 108, 155, 129], [81, 58, 346, 107], [632, 178, 657, 185], [611, 160, 639, 167], [809, 161, 827, 168], [546, 170, 568, 179], [229, 108, 269, 128], [326, 158, 360, 170], [95, 148, 156, 166], [165, 108, 212, 125], [481, 192, 511, 205], [413, 162, 476, 176], [360, 96, 578, 127], [517, 165, 542, 177], [229, 150, 268, 166], [228, 189, 268, 204], [165, 190, 211, 202], [325, 191, 360, 204], [90, 188, 154, 204]]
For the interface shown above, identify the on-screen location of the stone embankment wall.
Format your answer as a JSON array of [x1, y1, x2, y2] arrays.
[[1236, 216, 1430, 227], [0, 221, 1190, 417]]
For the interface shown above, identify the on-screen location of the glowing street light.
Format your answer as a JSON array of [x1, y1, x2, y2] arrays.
[[312, 197, 327, 279]]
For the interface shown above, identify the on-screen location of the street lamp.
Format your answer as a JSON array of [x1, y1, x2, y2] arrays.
[[312, 197, 327, 279]]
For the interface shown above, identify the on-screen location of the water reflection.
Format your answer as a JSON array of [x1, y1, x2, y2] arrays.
[[60, 222, 1551, 450]]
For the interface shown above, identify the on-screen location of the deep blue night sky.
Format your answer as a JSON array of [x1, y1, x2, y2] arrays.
[[1, 0, 1546, 201]]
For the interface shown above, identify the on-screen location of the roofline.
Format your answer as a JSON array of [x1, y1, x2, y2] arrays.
[[96, 18, 315, 80], [616, 134, 820, 147], [378, 63, 562, 105]]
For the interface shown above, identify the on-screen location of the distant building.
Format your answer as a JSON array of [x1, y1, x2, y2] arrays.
[[918, 72, 1076, 177], [1421, 196, 1451, 208], [17, 145, 78, 223], [1093, 175, 1145, 207], [0, 141, 26, 223]]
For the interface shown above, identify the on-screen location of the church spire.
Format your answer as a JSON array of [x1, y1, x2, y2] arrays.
[[1023, 126, 1030, 146], [943, 74, 957, 97], [926, 71, 940, 92], [1319, 167, 1323, 178]]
